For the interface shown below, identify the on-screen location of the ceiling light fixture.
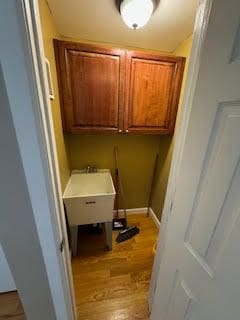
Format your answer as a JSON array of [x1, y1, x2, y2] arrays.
[[117, 0, 155, 30]]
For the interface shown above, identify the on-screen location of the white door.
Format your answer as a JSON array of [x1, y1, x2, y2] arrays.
[[0, 245, 15, 293], [151, 0, 240, 319]]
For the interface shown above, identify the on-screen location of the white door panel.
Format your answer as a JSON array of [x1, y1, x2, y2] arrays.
[[185, 103, 240, 263], [151, 0, 240, 319]]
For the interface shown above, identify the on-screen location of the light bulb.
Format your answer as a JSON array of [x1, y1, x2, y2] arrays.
[[120, 0, 154, 30]]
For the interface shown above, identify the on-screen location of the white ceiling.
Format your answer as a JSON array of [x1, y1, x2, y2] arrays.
[[47, 0, 198, 52]]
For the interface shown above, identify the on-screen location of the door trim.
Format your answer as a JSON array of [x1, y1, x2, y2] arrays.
[[0, 0, 76, 319], [148, 0, 214, 309], [27, 1, 77, 318], [24, 0, 77, 318]]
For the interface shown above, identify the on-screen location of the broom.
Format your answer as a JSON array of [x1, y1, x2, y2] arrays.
[[114, 147, 139, 243], [112, 146, 126, 230]]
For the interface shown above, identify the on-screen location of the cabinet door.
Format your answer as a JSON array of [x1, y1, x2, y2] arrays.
[[54, 40, 125, 133], [124, 51, 185, 134]]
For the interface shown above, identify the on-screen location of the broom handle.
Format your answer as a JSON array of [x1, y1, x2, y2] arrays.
[[147, 153, 159, 217], [114, 146, 119, 218], [119, 173, 127, 220], [114, 146, 127, 220]]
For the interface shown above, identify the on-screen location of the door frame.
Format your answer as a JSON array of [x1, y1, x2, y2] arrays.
[[25, 1, 77, 318], [0, 0, 76, 319], [148, 0, 213, 308]]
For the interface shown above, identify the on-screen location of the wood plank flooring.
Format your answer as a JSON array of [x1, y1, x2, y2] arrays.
[[0, 291, 25, 319], [0, 214, 158, 320], [72, 214, 158, 320]]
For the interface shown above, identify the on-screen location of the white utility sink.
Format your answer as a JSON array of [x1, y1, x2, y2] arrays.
[[63, 169, 116, 226]]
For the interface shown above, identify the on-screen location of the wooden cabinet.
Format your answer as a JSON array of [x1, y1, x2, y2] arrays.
[[54, 40, 185, 134], [54, 40, 125, 133], [124, 51, 185, 134]]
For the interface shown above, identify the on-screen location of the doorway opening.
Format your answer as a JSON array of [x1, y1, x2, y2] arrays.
[[0, 0, 199, 319]]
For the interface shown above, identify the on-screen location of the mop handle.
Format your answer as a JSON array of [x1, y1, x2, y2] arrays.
[[114, 146, 127, 219]]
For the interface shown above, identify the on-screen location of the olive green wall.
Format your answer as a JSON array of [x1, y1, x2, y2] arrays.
[[38, 0, 70, 192], [151, 35, 193, 220], [66, 134, 161, 208]]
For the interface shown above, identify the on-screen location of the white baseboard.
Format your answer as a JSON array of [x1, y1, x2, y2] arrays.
[[114, 207, 160, 229], [127, 207, 148, 214], [149, 207, 161, 229], [114, 207, 147, 215]]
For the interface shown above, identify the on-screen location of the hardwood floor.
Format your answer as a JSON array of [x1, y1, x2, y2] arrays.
[[0, 214, 158, 320], [0, 291, 25, 319], [72, 214, 158, 320]]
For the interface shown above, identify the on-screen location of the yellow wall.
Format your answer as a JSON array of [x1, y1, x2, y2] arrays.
[[38, 0, 70, 191], [66, 134, 160, 208], [151, 35, 193, 220]]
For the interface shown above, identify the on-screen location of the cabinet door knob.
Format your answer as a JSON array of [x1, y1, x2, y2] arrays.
[[118, 129, 122, 133]]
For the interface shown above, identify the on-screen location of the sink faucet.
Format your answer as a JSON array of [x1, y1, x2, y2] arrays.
[[85, 165, 97, 173]]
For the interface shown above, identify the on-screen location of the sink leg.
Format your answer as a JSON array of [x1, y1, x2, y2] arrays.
[[104, 222, 112, 251], [70, 226, 78, 256]]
